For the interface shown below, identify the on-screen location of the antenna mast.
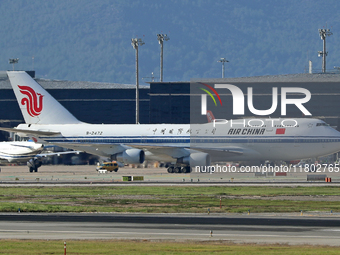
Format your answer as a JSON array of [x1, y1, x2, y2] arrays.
[[157, 34, 170, 82], [318, 28, 332, 73], [131, 37, 145, 124], [217, 58, 229, 78]]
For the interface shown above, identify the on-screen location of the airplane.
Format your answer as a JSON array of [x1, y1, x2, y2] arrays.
[[0, 140, 80, 172], [206, 110, 215, 123], [2, 71, 340, 174]]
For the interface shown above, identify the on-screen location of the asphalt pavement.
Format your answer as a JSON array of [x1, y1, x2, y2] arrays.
[[1, 213, 340, 245]]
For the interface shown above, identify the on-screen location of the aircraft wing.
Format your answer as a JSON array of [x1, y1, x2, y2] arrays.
[[129, 144, 244, 159], [0, 125, 244, 161], [9, 143, 42, 150], [0, 127, 60, 136], [193, 147, 243, 155], [36, 150, 81, 158]]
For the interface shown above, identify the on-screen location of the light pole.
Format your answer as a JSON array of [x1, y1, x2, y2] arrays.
[[157, 34, 170, 82], [217, 58, 229, 78], [131, 38, 145, 124], [9, 58, 19, 71], [318, 28, 332, 73]]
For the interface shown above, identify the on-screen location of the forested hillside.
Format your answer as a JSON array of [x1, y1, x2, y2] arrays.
[[0, 0, 339, 84]]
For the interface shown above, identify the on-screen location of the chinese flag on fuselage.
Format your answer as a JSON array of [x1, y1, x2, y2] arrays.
[[276, 128, 286, 135]]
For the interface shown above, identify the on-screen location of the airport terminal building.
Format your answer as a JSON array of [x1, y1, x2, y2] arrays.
[[2, 71, 340, 140]]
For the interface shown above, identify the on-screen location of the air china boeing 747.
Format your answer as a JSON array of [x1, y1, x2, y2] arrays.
[[2, 71, 340, 173]]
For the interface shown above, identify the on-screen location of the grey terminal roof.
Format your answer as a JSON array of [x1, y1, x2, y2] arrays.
[[194, 73, 340, 83]]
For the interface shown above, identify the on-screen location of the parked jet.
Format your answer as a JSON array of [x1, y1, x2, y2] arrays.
[[206, 110, 215, 123], [2, 71, 340, 173], [0, 141, 43, 163], [0, 140, 79, 172]]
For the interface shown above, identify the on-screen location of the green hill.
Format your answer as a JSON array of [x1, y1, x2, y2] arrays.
[[0, 0, 339, 84]]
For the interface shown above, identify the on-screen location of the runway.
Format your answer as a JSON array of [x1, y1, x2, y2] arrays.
[[1, 165, 340, 246], [1, 213, 340, 246]]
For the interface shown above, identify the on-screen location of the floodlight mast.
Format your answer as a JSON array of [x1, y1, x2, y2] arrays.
[[318, 28, 332, 73], [9, 58, 19, 71], [217, 58, 229, 78], [157, 34, 170, 82], [131, 38, 145, 124]]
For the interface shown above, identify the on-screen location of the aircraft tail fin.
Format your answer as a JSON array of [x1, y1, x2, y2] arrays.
[[206, 110, 215, 123], [7, 71, 82, 125]]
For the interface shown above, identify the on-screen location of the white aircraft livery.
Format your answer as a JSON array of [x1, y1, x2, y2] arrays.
[[0, 141, 43, 162], [0, 140, 79, 172], [2, 71, 340, 173]]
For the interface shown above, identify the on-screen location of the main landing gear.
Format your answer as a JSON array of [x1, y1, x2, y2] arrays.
[[167, 165, 191, 174], [27, 158, 42, 173]]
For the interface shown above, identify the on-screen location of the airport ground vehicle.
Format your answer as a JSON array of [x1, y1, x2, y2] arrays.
[[96, 161, 119, 172]]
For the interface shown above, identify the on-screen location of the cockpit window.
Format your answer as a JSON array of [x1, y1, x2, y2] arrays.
[[316, 123, 328, 127]]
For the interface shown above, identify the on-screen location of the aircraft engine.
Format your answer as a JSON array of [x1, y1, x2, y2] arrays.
[[181, 153, 211, 167], [113, 149, 145, 164]]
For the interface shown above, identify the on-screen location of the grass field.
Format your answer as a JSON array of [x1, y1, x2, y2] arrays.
[[0, 186, 339, 213], [1, 186, 339, 253], [1, 240, 340, 255]]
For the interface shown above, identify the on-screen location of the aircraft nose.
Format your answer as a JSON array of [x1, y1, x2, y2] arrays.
[[34, 143, 44, 150]]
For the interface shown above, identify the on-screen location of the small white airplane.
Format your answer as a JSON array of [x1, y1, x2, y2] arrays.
[[0, 141, 43, 163], [0, 140, 80, 172], [1, 71, 340, 173]]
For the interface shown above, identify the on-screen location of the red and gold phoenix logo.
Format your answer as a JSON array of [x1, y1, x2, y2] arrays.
[[18, 85, 44, 117]]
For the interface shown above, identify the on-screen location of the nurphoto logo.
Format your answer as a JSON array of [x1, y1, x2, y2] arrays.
[[200, 83, 312, 116]]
